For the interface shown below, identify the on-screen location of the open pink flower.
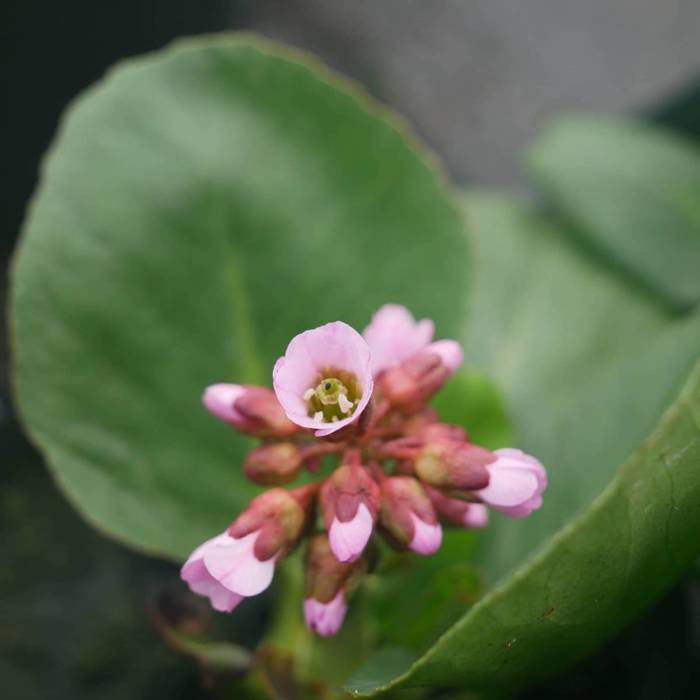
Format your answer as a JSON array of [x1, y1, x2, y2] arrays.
[[475, 448, 547, 517], [304, 590, 348, 637], [181, 531, 274, 612], [273, 321, 373, 437], [363, 304, 434, 376]]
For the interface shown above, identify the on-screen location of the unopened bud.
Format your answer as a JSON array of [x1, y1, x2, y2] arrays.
[[303, 533, 366, 636], [244, 442, 303, 485], [378, 476, 442, 555], [228, 484, 317, 561], [415, 441, 493, 491], [475, 448, 547, 518], [203, 384, 298, 439], [377, 341, 463, 410], [425, 485, 489, 529], [320, 456, 380, 563]]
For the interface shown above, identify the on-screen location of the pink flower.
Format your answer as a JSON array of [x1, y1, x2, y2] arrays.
[[363, 304, 434, 376], [303, 590, 348, 637], [273, 321, 374, 437], [180, 531, 273, 612], [475, 448, 547, 517]]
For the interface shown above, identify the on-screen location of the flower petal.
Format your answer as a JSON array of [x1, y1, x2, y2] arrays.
[[363, 304, 434, 375], [408, 513, 442, 555], [423, 339, 463, 373], [304, 591, 347, 637], [203, 531, 276, 597], [328, 503, 373, 562], [202, 384, 246, 422]]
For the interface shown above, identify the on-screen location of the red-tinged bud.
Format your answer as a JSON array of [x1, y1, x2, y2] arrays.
[[303, 534, 366, 636], [417, 422, 469, 443], [425, 485, 489, 529], [244, 442, 303, 485], [320, 454, 380, 563], [378, 341, 463, 410], [203, 384, 298, 439], [228, 484, 317, 562], [378, 476, 442, 555], [415, 441, 493, 491]]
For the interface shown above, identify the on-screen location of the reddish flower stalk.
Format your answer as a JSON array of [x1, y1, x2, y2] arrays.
[[182, 305, 547, 636]]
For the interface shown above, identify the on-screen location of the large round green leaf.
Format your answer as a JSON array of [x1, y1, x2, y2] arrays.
[[10, 35, 468, 560]]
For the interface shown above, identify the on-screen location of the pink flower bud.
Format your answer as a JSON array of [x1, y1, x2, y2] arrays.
[[303, 533, 361, 636], [320, 458, 380, 563], [415, 441, 493, 491], [378, 476, 442, 555], [228, 484, 317, 561], [363, 304, 434, 376], [377, 340, 463, 410], [304, 591, 348, 637], [425, 485, 489, 529], [475, 448, 547, 517], [202, 384, 297, 439], [243, 442, 303, 485], [273, 322, 374, 437]]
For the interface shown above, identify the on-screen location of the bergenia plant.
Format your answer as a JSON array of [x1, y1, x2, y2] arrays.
[[182, 304, 547, 636]]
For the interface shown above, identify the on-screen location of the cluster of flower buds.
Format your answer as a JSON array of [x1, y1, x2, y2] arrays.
[[182, 304, 547, 636]]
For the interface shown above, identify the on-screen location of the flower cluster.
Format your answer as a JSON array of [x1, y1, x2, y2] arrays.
[[182, 305, 547, 636]]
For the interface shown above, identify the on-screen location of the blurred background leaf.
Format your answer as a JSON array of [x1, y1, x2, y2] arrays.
[[527, 116, 700, 309]]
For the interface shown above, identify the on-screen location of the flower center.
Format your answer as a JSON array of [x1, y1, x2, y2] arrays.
[[304, 371, 361, 424]]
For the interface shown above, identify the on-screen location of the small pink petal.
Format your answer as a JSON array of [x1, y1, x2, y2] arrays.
[[363, 304, 434, 375], [423, 340, 463, 373], [181, 532, 245, 613], [202, 384, 246, 423], [304, 591, 348, 637], [463, 503, 489, 529], [328, 503, 373, 563], [203, 531, 276, 596], [409, 513, 442, 555]]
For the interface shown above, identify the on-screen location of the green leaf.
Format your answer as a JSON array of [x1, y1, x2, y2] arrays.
[[347, 194, 700, 695], [527, 115, 700, 309], [10, 34, 468, 560]]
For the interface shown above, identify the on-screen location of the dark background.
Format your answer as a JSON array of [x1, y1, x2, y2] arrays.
[[2, 2, 700, 698]]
